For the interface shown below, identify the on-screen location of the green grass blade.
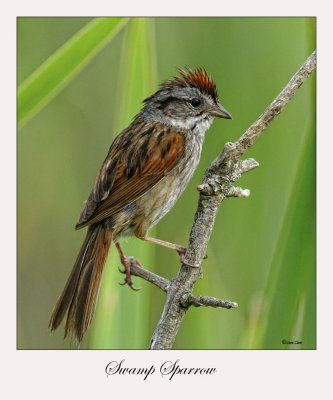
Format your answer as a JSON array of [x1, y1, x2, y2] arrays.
[[257, 126, 315, 349], [88, 18, 157, 349], [18, 17, 128, 128], [114, 18, 157, 129]]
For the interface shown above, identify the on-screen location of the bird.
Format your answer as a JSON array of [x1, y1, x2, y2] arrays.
[[49, 67, 232, 343]]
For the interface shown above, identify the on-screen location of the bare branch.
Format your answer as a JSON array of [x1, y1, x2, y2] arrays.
[[235, 50, 316, 156], [128, 264, 170, 292], [226, 186, 250, 198], [181, 293, 238, 309], [148, 50, 316, 350], [127, 265, 238, 310]]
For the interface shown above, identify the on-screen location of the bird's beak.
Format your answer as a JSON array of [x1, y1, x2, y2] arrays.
[[209, 103, 232, 119]]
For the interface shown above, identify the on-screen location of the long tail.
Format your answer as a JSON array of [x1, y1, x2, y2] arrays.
[[49, 223, 113, 342]]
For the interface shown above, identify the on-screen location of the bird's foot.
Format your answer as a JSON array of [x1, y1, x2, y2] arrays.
[[176, 247, 200, 267], [176, 247, 205, 278], [140, 235, 207, 268], [118, 256, 142, 291]]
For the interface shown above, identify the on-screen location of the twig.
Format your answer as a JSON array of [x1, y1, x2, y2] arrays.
[[180, 293, 238, 309], [127, 264, 237, 308], [147, 50, 316, 350], [128, 264, 170, 292]]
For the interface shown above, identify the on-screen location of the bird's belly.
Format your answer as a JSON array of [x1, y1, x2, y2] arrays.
[[145, 165, 194, 225], [130, 145, 202, 237], [114, 133, 204, 239]]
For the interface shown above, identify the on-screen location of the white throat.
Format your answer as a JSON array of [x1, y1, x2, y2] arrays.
[[165, 116, 213, 135]]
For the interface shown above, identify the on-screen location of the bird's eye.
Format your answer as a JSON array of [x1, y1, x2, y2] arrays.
[[191, 98, 201, 107]]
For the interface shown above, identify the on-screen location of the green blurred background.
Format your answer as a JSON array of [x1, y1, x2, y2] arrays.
[[17, 17, 316, 349]]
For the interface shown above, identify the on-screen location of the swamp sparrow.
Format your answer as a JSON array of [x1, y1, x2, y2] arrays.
[[49, 68, 232, 342]]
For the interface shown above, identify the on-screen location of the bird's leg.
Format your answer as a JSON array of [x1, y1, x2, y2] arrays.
[[139, 235, 201, 268], [115, 242, 142, 291]]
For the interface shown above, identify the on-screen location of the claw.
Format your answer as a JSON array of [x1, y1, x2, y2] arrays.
[[119, 277, 141, 291], [175, 245, 206, 268], [129, 283, 141, 291], [181, 256, 201, 268], [176, 246, 187, 259], [116, 249, 143, 291], [175, 247, 200, 267]]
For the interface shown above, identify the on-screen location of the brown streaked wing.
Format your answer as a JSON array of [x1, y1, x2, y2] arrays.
[[75, 147, 121, 228], [76, 126, 185, 229]]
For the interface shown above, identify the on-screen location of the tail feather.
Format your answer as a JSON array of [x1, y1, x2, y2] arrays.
[[49, 224, 112, 342]]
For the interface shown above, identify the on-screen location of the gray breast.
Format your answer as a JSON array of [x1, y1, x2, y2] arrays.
[[145, 131, 204, 227]]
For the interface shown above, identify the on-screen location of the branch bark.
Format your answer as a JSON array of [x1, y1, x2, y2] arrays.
[[129, 51, 316, 349], [128, 264, 238, 308], [148, 50, 316, 350]]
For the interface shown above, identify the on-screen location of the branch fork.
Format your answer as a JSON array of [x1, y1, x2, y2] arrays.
[[126, 264, 238, 307], [121, 51, 316, 350], [198, 142, 259, 199]]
